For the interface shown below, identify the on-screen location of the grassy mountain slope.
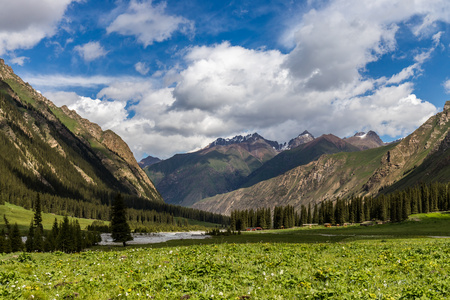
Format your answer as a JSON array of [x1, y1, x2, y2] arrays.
[[241, 134, 360, 188], [144, 136, 279, 207], [194, 103, 450, 215], [0, 59, 162, 205]]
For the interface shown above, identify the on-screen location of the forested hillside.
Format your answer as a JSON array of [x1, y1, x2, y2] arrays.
[[0, 59, 228, 227]]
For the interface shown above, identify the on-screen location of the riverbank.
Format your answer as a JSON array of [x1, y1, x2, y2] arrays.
[[99, 231, 209, 245]]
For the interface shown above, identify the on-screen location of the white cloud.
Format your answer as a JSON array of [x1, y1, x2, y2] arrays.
[[10, 56, 29, 66], [0, 0, 76, 55], [135, 62, 150, 75], [69, 97, 128, 129], [44, 91, 128, 129], [23, 74, 141, 89], [44, 91, 82, 107], [33, 0, 450, 159], [74, 41, 108, 62], [106, 0, 194, 47], [444, 80, 450, 93]]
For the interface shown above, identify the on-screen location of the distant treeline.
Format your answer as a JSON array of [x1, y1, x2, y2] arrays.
[[229, 182, 450, 230], [0, 160, 228, 228], [0, 188, 229, 228]]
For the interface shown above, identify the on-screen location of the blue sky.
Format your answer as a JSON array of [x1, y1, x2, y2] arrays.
[[1, 0, 450, 159]]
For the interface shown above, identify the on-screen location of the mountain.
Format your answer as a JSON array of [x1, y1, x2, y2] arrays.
[[193, 102, 450, 215], [206, 132, 283, 151], [138, 155, 162, 168], [344, 130, 385, 150], [240, 134, 360, 188], [287, 130, 315, 149], [143, 133, 281, 206], [0, 59, 163, 206]]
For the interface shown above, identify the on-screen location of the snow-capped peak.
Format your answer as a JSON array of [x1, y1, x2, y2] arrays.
[[355, 132, 367, 139]]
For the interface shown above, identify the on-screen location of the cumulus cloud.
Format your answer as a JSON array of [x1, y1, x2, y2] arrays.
[[0, 0, 75, 55], [44, 91, 82, 107], [106, 0, 194, 47], [36, 0, 450, 159], [74, 41, 108, 62]]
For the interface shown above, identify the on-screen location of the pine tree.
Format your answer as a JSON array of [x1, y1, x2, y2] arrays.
[[273, 207, 283, 229], [58, 216, 73, 253], [0, 229, 6, 253], [25, 220, 34, 252], [9, 223, 24, 252], [312, 204, 319, 224], [306, 203, 312, 224], [111, 193, 133, 246], [33, 193, 43, 231]]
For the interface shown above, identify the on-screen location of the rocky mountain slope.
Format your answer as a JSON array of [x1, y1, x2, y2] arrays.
[[193, 103, 450, 215], [286, 130, 315, 149], [143, 133, 281, 206], [0, 59, 162, 204], [240, 134, 360, 188], [344, 131, 385, 150]]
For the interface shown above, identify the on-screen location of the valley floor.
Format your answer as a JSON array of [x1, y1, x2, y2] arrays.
[[1, 238, 449, 299], [1, 212, 449, 299]]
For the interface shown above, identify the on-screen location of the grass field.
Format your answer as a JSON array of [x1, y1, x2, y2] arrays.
[[0, 203, 220, 234], [1, 212, 449, 299], [0, 202, 99, 233]]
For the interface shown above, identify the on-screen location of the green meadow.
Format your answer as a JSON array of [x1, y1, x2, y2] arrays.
[[0, 202, 99, 233], [1, 212, 449, 299]]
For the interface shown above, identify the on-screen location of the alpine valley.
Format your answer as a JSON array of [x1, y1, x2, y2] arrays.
[[192, 103, 450, 215], [142, 123, 391, 209], [0, 59, 229, 227], [2, 57, 450, 221]]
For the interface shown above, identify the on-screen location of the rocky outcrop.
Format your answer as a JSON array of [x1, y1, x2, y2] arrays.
[[287, 130, 315, 149], [363, 105, 449, 192]]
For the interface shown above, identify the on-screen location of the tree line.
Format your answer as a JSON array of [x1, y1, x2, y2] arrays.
[[229, 182, 450, 229], [1, 194, 101, 254]]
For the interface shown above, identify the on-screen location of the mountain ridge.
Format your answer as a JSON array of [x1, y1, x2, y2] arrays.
[[193, 102, 450, 215], [143, 132, 283, 206]]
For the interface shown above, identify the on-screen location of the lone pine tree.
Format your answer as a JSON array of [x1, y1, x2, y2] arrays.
[[111, 193, 133, 246]]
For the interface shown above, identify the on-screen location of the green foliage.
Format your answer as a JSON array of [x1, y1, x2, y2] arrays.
[[0, 238, 449, 299], [110, 194, 133, 246]]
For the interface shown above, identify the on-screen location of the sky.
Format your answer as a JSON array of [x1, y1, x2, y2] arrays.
[[1, 0, 450, 160]]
